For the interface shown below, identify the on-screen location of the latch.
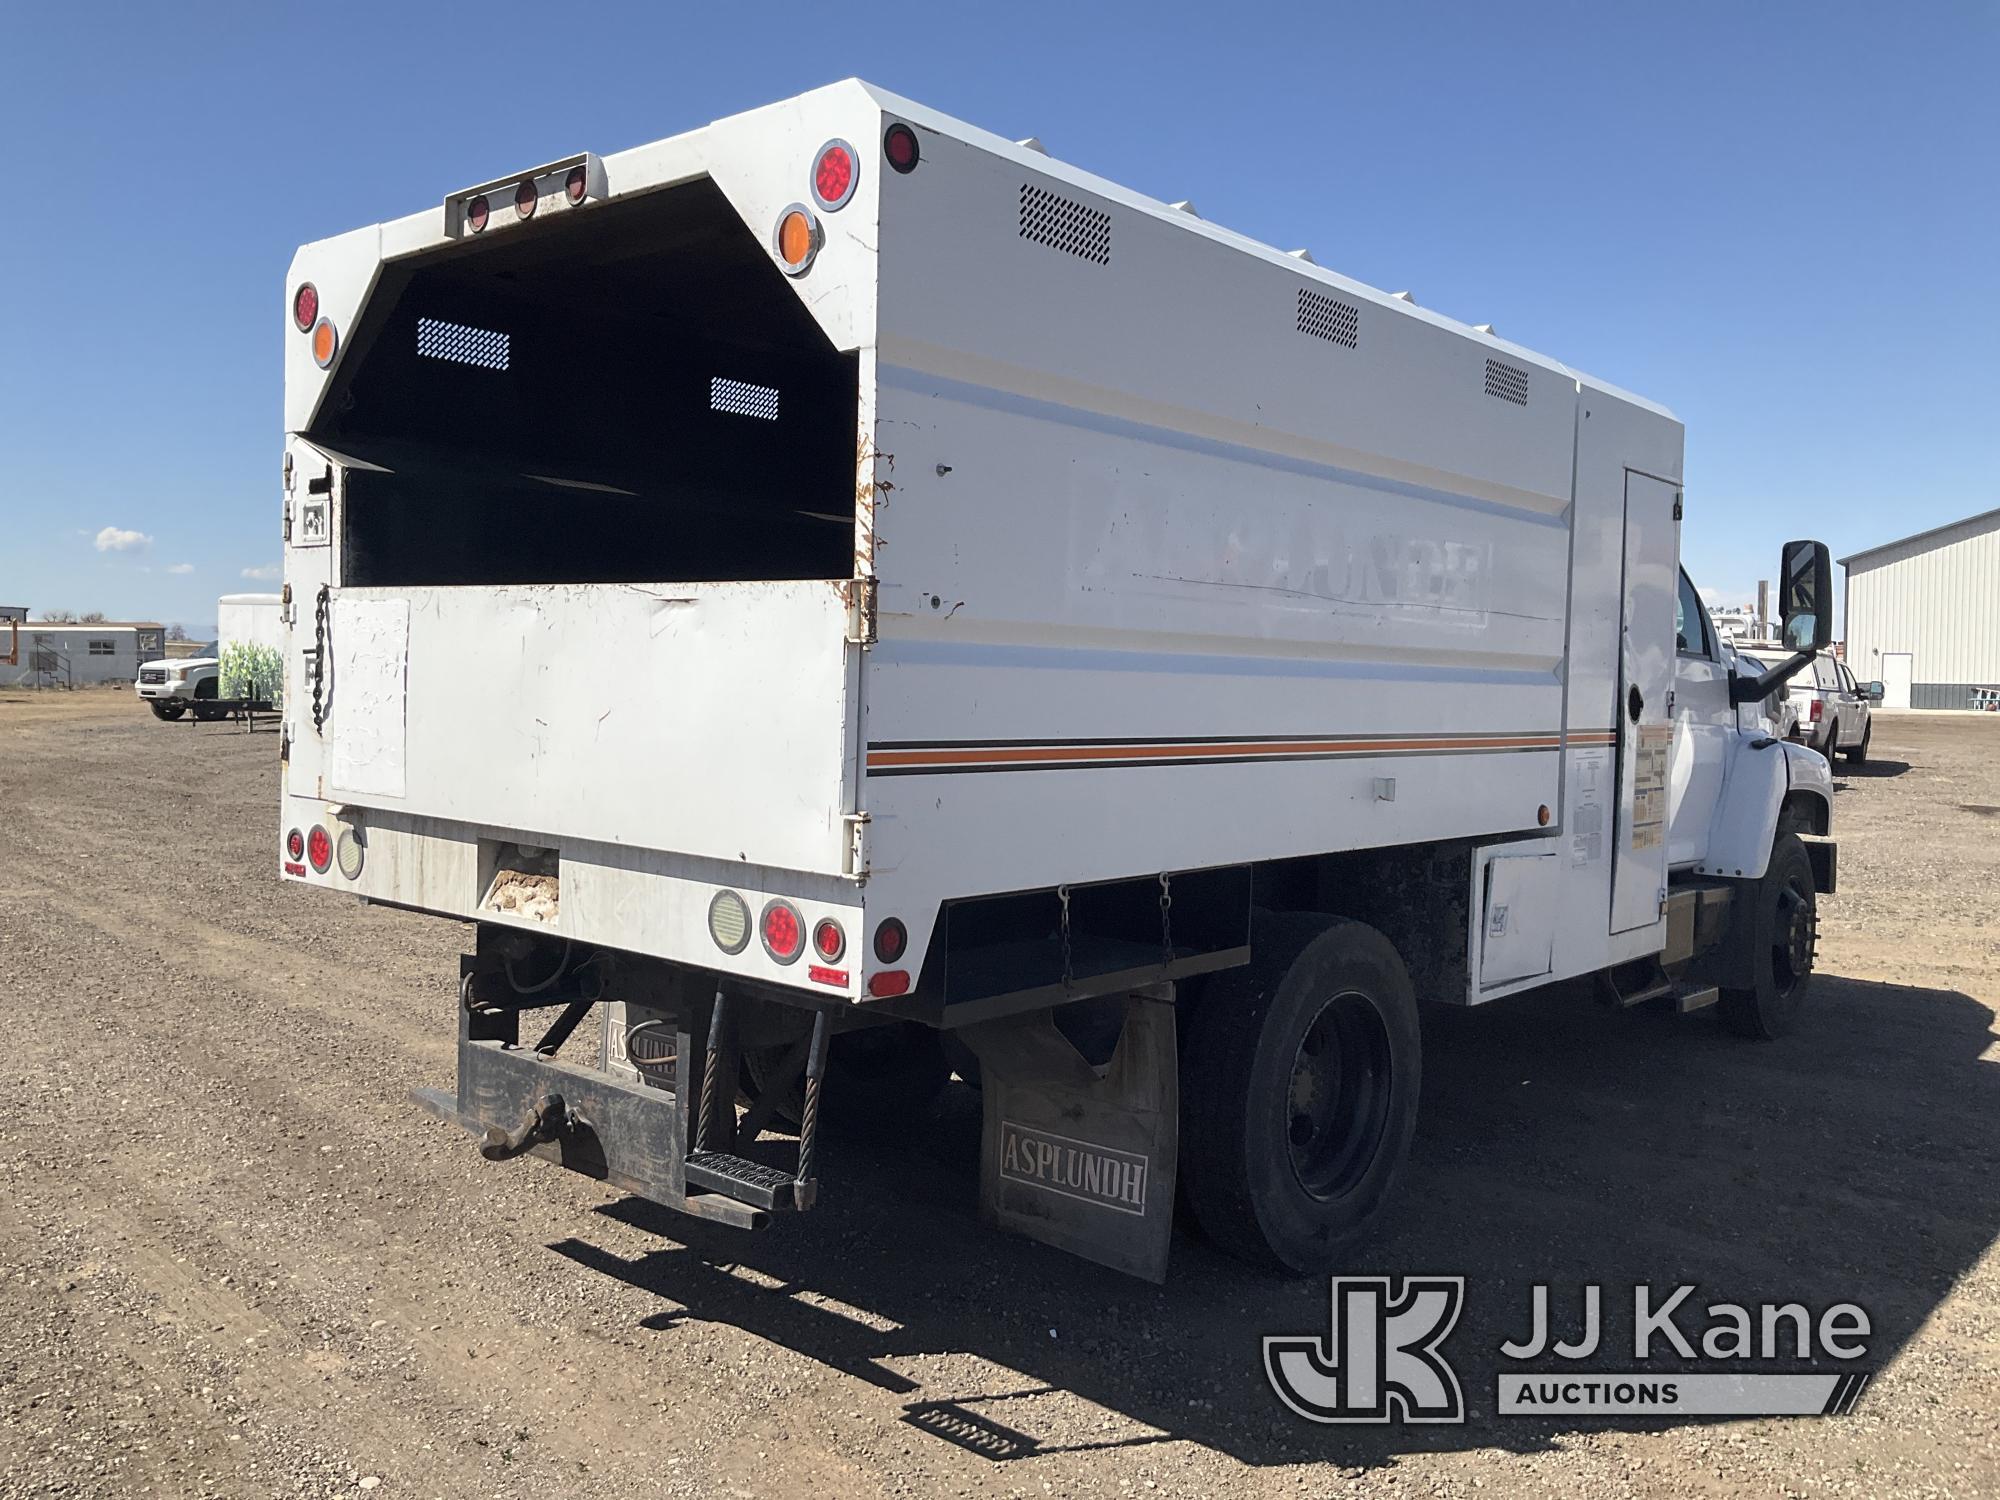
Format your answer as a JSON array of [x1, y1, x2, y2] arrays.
[[843, 577, 878, 645], [842, 813, 871, 878]]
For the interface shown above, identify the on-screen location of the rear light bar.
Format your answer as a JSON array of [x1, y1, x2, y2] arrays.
[[446, 152, 606, 238]]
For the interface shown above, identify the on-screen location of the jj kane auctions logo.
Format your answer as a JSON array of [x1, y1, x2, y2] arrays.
[[1266, 1278, 1873, 1423]]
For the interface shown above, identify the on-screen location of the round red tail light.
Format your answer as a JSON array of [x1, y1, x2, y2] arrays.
[[292, 283, 319, 332], [760, 900, 804, 965], [811, 139, 858, 211], [812, 918, 846, 963], [286, 828, 304, 860], [305, 825, 333, 873], [564, 165, 588, 205], [514, 179, 538, 219], [883, 123, 920, 174], [466, 194, 491, 233], [873, 918, 908, 964]]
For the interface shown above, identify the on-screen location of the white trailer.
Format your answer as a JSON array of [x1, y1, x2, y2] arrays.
[[136, 593, 282, 721], [279, 83, 1839, 1279]]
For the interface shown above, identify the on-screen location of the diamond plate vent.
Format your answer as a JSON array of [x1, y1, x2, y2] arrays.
[[416, 317, 510, 371], [1297, 288, 1360, 349], [1484, 357, 1530, 406], [1019, 184, 1111, 265], [710, 377, 780, 421]]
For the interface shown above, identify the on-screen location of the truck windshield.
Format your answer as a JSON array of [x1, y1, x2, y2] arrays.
[[308, 177, 859, 588]]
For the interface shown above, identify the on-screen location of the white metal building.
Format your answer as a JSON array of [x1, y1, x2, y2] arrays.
[[2, 622, 165, 688], [1841, 507, 2000, 709]]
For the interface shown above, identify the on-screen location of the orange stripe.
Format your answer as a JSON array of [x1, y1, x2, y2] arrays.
[[867, 734, 1565, 770]]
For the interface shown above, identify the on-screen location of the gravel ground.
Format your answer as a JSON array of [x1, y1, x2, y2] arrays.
[[1, 690, 1996, 1499]]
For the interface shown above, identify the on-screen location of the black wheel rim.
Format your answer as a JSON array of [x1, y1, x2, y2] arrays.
[[1771, 875, 1816, 998], [1286, 990, 1394, 1200]]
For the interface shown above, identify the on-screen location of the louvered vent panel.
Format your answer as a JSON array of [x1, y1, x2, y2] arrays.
[[1018, 184, 1111, 265], [710, 376, 780, 420], [1296, 288, 1360, 348], [1484, 358, 1530, 406], [417, 317, 510, 371]]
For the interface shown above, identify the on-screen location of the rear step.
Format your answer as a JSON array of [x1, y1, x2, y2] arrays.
[[686, 1151, 800, 1211], [417, 957, 832, 1221]]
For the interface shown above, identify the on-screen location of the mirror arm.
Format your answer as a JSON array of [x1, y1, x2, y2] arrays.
[[1730, 649, 1818, 707]]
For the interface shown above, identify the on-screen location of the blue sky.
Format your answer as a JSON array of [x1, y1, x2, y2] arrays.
[[2, 2, 1994, 630]]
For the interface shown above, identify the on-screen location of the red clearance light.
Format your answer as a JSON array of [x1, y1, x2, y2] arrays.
[[811, 139, 858, 211], [761, 899, 804, 964], [286, 828, 304, 860], [873, 918, 907, 964], [292, 284, 319, 333], [813, 918, 845, 963], [564, 165, 588, 205], [808, 965, 849, 989], [466, 194, 491, 233], [514, 179, 538, 219], [867, 970, 911, 999], [883, 123, 920, 174], [306, 825, 333, 873]]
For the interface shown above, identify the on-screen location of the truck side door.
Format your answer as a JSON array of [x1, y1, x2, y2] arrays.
[[1667, 568, 1731, 868]]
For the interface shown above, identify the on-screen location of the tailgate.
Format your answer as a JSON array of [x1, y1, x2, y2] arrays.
[[287, 580, 856, 875]]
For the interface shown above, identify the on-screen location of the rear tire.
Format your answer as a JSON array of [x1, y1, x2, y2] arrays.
[[1719, 833, 1818, 1040], [149, 702, 185, 721], [1179, 911, 1421, 1274]]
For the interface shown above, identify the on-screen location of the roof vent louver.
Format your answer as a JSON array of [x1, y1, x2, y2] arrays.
[[1484, 357, 1530, 406], [1297, 287, 1360, 349], [1018, 183, 1111, 265]]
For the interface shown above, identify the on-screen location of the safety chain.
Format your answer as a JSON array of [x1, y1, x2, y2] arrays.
[[310, 584, 330, 733], [1057, 884, 1074, 991], [1158, 871, 1175, 967]]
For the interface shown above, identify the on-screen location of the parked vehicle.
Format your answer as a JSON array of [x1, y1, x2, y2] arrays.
[[277, 83, 1841, 1281], [1738, 649, 1879, 763], [1734, 645, 1804, 741], [136, 594, 282, 721]]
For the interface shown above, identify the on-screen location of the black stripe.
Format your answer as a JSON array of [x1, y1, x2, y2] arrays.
[[866, 743, 1560, 776]]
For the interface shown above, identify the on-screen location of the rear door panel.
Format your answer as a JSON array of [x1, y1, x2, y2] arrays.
[[289, 580, 855, 875]]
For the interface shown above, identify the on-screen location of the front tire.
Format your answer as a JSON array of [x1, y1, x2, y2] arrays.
[[1842, 723, 1870, 765], [1180, 911, 1421, 1274], [148, 701, 185, 721], [1719, 833, 1818, 1040]]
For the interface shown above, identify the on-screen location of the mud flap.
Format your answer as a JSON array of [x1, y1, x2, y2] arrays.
[[959, 987, 1178, 1283]]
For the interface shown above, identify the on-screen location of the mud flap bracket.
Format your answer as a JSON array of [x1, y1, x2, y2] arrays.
[[959, 986, 1178, 1283]]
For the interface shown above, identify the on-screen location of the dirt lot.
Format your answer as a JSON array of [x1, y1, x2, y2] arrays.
[[2, 689, 1996, 1499]]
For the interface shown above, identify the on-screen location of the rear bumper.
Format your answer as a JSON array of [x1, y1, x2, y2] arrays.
[[279, 795, 881, 1002]]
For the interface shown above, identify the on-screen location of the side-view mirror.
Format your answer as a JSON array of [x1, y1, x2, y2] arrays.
[[1779, 539, 1833, 652], [1865, 680, 1885, 703]]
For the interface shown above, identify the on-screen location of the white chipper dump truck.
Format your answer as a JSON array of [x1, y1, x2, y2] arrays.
[[279, 82, 1838, 1280]]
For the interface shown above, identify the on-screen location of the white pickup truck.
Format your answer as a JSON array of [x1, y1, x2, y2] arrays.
[[278, 83, 1838, 1281]]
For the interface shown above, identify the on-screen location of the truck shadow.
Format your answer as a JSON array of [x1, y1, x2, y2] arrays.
[[550, 970, 1998, 1468], [1832, 757, 1911, 780]]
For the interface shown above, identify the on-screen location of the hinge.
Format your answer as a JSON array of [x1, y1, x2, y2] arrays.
[[842, 813, 871, 878], [843, 577, 878, 645], [283, 495, 293, 543], [1672, 492, 1684, 522]]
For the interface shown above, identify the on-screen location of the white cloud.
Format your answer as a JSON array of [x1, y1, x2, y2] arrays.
[[241, 564, 280, 581], [167, 562, 195, 575], [95, 526, 152, 553]]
